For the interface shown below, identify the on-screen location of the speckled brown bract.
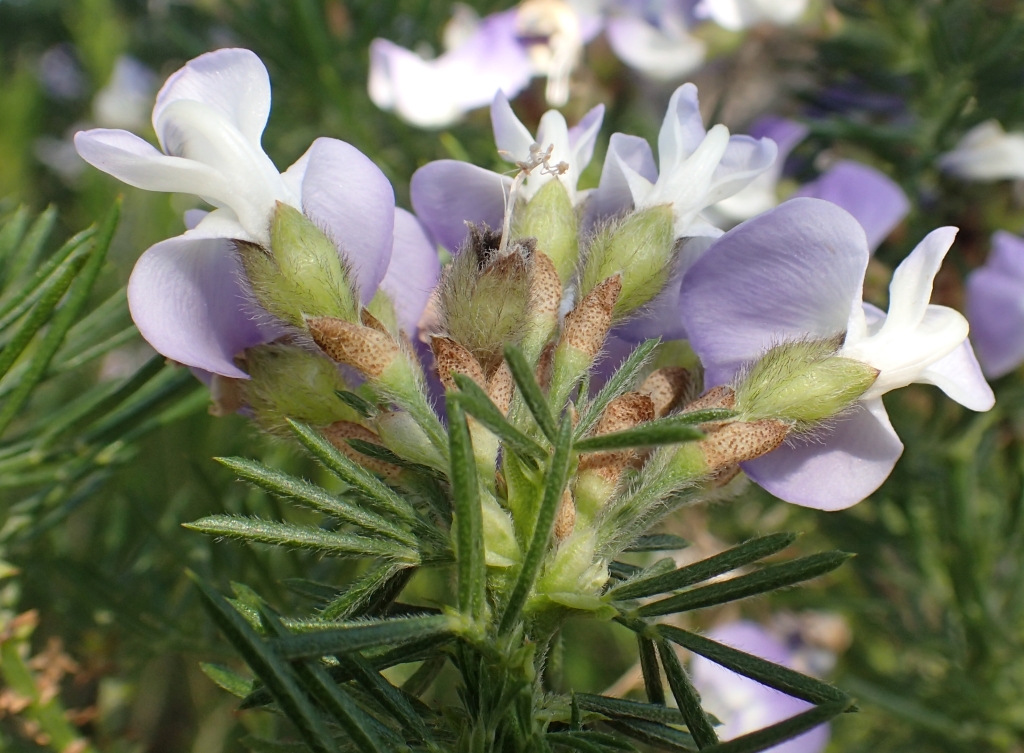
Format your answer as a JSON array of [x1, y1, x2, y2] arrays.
[[554, 488, 576, 541], [322, 421, 402, 479], [561, 275, 622, 358], [700, 420, 789, 472], [580, 392, 656, 482], [430, 335, 486, 391], [640, 367, 692, 417], [307, 316, 399, 377]]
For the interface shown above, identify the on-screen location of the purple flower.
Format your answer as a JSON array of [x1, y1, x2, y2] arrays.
[[411, 92, 605, 252], [691, 621, 829, 753], [966, 230, 1024, 378], [605, 0, 706, 81], [680, 198, 993, 510], [75, 48, 438, 378], [795, 160, 910, 252]]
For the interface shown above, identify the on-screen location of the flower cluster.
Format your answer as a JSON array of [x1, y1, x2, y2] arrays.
[[74, 47, 996, 748]]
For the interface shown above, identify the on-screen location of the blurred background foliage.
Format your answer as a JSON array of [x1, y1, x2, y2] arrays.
[[2, 0, 1024, 751]]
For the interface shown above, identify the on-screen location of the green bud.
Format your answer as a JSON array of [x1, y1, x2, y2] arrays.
[[512, 179, 579, 283], [536, 529, 608, 597], [438, 227, 533, 370], [735, 339, 879, 426], [580, 204, 675, 318], [375, 411, 446, 471], [482, 496, 521, 568], [239, 202, 358, 328], [243, 344, 357, 434], [365, 289, 400, 336]]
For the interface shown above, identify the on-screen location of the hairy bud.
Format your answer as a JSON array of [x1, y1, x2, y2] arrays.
[[239, 202, 357, 327], [375, 411, 446, 471], [735, 339, 879, 427], [431, 336, 486, 391], [513, 179, 579, 282], [243, 343, 356, 434], [640, 367, 692, 417], [307, 316, 400, 378], [580, 204, 675, 318], [438, 226, 535, 370], [322, 421, 402, 479], [561, 275, 621, 359]]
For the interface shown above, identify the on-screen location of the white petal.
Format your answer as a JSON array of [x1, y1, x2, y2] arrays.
[[75, 128, 229, 203], [658, 83, 707, 170], [918, 340, 995, 411], [938, 120, 1024, 181], [491, 91, 535, 162], [153, 48, 271, 150], [568, 103, 605, 173], [882, 226, 958, 333]]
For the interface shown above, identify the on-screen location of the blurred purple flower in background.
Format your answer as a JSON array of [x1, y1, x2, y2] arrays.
[[681, 198, 992, 510], [605, 0, 706, 81], [695, 0, 808, 31], [74, 48, 437, 378], [691, 620, 829, 753], [966, 231, 1024, 378]]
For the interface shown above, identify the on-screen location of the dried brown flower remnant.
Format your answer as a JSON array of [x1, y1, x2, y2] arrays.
[[431, 336, 486, 391], [554, 489, 576, 541]]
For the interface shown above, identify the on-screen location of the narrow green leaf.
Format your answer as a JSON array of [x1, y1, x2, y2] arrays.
[[576, 693, 697, 725], [505, 343, 558, 443], [5, 206, 56, 285], [499, 416, 573, 633], [446, 400, 486, 619], [610, 534, 797, 601], [0, 227, 94, 328], [0, 240, 89, 380], [452, 374, 547, 462], [401, 654, 446, 696], [699, 701, 851, 753], [549, 730, 636, 753], [200, 663, 254, 698], [339, 653, 434, 743], [215, 457, 416, 547], [609, 561, 643, 580], [576, 339, 660, 438], [287, 419, 422, 527], [292, 660, 387, 753], [671, 408, 736, 425], [241, 737, 310, 753], [188, 573, 340, 753], [657, 640, 718, 748], [0, 206, 30, 274], [184, 515, 418, 563], [335, 389, 378, 418], [624, 534, 690, 553], [319, 562, 404, 621], [271, 614, 455, 660], [575, 419, 703, 453], [637, 552, 853, 617], [0, 202, 119, 435], [603, 719, 698, 753], [657, 625, 849, 706], [637, 636, 666, 705]]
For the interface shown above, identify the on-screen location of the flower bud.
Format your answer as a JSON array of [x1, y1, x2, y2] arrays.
[[239, 202, 358, 327], [243, 343, 357, 434], [560, 275, 621, 360], [322, 421, 402, 479], [482, 495, 521, 568], [375, 411, 446, 471], [512, 179, 579, 283], [438, 227, 534, 370], [307, 316, 400, 378], [735, 339, 879, 426], [580, 205, 675, 318]]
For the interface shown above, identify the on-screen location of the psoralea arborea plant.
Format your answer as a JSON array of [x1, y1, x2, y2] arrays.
[[73, 45, 995, 753]]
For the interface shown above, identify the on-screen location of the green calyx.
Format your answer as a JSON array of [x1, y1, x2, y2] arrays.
[[240, 202, 358, 328], [580, 204, 676, 318], [735, 338, 880, 426], [244, 343, 358, 433], [512, 179, 579, 284]]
